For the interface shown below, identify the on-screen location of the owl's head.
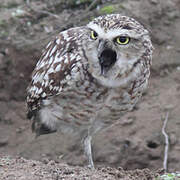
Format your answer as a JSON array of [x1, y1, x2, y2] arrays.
[[83, 14, 153, 87]]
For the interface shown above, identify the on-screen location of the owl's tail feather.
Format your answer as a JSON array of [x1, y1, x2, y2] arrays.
[[28, 109, 57, 137], [33, 122, 57, 138]]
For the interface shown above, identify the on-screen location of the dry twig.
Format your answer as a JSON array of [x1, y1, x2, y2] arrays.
[[162, 112, 169, 172], [27, 4, 61, 20], [86, 0, 101, 11], [38, 10, 60, 19]]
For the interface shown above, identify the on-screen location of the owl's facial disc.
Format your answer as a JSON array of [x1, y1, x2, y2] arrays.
[[98, 48, 117, 76]]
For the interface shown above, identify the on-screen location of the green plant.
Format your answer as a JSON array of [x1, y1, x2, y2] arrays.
[[100, 5, 116, 14], [156, 173, 180, 180]]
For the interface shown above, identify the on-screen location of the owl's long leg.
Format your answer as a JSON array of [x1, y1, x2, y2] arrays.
[[84, 135, 94, 169]]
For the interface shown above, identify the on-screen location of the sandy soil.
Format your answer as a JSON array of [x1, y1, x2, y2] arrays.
[[0, 156, 163, 180], [0, 0, 180, 179]]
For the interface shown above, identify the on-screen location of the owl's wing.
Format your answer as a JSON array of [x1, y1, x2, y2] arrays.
[[26, 27, 87, 119]]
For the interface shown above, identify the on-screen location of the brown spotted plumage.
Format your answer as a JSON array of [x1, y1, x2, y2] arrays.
[[26, 14, 153, 168]]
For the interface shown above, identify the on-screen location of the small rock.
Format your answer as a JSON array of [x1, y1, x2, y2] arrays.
[[17, 157, 26, 163], [164, 104, 174, 110], [4, 48, 9, 55], [120, 116, 136, 125], [44, 26, 54, 33], [11, 9, 26, 17], [63, 169, 74, 175], [150, 0, 158, 5], [167, 11, 180, 20], [0, 138, 8, 147], [163, 20, 171, 25], [166, 45, 173, 50], [16, 128, 22, 133], [16, 126, 25, 133], [42, 158, 49, 164], [169, 133, 177, 145], [48, 160, 56, 166], [160, 69, 170, 77]]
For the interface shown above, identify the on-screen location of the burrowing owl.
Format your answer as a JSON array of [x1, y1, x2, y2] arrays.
[[27, 14, 153, 168]]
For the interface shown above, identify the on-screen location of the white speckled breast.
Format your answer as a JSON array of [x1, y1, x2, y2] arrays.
[[38, 69, 148, 135]]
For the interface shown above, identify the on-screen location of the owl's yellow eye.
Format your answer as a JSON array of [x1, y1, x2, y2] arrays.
[[90, 30, 98, 40], [115, 36, 130, 45]]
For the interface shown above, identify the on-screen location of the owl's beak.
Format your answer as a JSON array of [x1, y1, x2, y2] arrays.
[[98, 48, 117, 76]]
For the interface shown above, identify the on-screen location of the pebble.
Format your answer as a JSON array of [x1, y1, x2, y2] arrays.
[[16, 126, 25, 133], [150, 0, 158, 5], [0, 138, 8, 147], [120, 116, 136, 125], [164, 104, 174, 110], [166, 45, 173, 50], [169, 133, 177, 145]]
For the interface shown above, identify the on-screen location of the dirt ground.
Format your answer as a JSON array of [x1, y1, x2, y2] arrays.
[[0, 156, 164, 180], [0, 0, 180, 179]]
